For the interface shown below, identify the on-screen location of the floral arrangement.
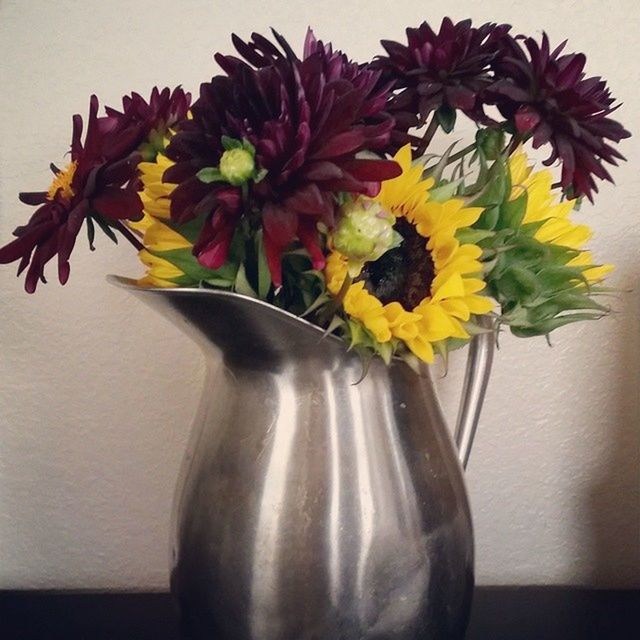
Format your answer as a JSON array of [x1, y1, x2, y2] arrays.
[[1, 19, 629, 368]]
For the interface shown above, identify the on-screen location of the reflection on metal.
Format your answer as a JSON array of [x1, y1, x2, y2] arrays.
[[109, 277, 490, 640], [455, 315, 495, 469]]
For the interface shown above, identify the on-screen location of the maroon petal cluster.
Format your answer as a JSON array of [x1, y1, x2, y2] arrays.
[[373, 18, 511, 144], [0, 87, 190, 292], [165, 29, 401, 286], [488, 33, 630, 200]]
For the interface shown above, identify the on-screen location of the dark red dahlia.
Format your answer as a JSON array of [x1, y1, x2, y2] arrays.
[[165, 29, 401, 287], [0, 87, 190, 292], [488, 33, 630, 201], [373, 18, 511, 145]]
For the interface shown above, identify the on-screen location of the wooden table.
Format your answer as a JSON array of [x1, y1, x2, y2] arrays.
[[1, 587, 638, 639]]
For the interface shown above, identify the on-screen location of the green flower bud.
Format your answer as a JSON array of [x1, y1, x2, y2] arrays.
[[333, 199, 401, 277], [219, 148, 255, 186], [476, 128, 505, 161]]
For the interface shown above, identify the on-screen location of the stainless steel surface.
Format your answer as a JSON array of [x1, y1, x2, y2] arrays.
[[454, 316, 496, 469], [110, 277, 478, 640]]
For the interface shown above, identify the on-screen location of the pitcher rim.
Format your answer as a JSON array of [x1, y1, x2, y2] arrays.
[[107, 274, 346, 347]]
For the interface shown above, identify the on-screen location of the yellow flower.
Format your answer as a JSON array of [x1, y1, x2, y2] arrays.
[[326, 144, 493, 364], [509, 149, 613, 282], [128, 148, 194, 288]]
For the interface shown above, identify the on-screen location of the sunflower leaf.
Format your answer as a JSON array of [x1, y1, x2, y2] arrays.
[[469, 157, 508, 207], [152, 247, 237, 282], [497, 266, 540, 302], [429, 178, 464, 203], [497, 193, 527, 230], [510, 312, 606, 337], [457, 227, 495, 245], [475, 205, 500, 230]]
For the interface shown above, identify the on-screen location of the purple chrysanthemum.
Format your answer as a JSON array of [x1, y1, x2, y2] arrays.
[[165, 29, 401, 287], [0, 87, 191, 292], [488, 33, 630, 200], [373, 18, 511, 146]]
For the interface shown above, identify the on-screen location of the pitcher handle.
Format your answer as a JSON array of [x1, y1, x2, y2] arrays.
[[454, 316, 496, 470]]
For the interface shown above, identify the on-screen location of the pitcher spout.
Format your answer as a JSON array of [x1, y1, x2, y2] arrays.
[[107, 276, 348, 371]]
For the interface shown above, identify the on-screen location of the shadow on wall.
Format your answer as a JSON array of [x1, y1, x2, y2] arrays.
[[585, 269, 640, 587]]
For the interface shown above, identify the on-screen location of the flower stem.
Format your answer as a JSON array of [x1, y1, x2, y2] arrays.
[[505, 133, 524, 157], [318, 273, 352, 326], [415, 116, 440, 156], [445, 143, 477, 166], [115, 221, 145, 252]]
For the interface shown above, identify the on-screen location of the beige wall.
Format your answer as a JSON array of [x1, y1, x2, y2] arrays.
[[0, 0, 638, 589]]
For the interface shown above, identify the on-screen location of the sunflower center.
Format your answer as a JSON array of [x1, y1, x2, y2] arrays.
[[46, 161, 77, 202], [358, 218, 435, 310]]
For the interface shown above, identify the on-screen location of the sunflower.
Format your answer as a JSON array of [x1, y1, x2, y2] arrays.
[[325, 144, 494, 363], [508, 149, 613, 282], [129, 151, 197, 288]]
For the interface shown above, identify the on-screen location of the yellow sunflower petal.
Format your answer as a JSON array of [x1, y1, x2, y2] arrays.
[[405, 335, 435, 363], [139, 249, 185, 281]]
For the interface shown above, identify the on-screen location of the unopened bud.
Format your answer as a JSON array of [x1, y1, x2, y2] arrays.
[[219, 148, 255, 186], [333, 199, 401, 277], [476, 128, 506, 160]]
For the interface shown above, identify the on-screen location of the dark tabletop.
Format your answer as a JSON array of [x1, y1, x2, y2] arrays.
[[0, 587, 638, 639]]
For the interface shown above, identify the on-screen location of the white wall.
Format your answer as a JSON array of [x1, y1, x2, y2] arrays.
[[0, 0, 638, 590]]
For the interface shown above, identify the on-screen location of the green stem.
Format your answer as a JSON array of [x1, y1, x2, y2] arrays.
[[504, 133, 524, 157], [318, 273, 352, 326], [444, 143, 477, 166], [415, 116, 440, 156], [115, 221, 145, 252]]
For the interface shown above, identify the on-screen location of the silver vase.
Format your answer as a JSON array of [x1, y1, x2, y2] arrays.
[[111, 278, 494, 640]]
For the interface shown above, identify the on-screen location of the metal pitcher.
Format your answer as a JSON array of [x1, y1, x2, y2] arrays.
[[110, 278, 494, 640]]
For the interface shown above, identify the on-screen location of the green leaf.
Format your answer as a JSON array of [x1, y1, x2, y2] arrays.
[[510, 312, 606, 337], [527, 292, 609, 324], [254, 167, 268, 183], [152, 247, 237, 282], [470, 157, 509, 208], [475, 205, 500, 230], [497, 266, 540, 302], [436, 104, 456, 133], [428, 178, 463, 203], [497, 193, 527, 230], [196, 167, 223, 184], [256, 230, 271, 299], [234, 263, 257, 297], [165, 215, 206, 244], [221, 135, 242, 151], [455, 227, 495, 245], [537, 265, 588, 292], [520, 220, 547, 237], [202, 277, 234, 287], [476, 128, 505, 161], [241, 139, 256, 155], [375, 341, 393, 365]]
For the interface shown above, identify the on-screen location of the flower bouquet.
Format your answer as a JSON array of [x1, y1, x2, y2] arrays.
[[0, 18, 629, 640]]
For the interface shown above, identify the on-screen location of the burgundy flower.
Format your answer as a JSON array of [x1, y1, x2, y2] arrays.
[[488, 33, 630, 201], [373, 18, 511, 145], [165, 29, 401, 287], [0, 87, 191, 292]]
